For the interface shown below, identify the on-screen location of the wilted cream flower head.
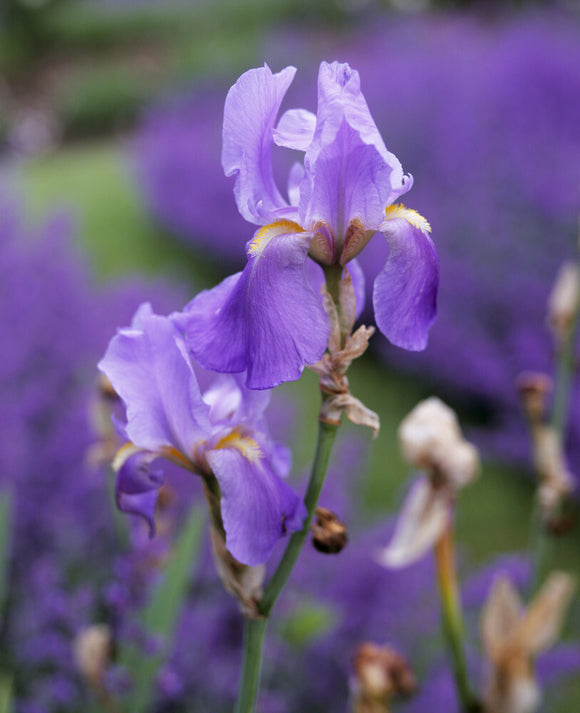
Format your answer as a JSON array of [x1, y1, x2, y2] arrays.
[[378, 397, 479, 569], [398, 397, 479, 487]]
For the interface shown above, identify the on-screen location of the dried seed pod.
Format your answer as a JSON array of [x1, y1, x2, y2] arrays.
[[351, 642, 416, 713], [312, 507, 348, 554]]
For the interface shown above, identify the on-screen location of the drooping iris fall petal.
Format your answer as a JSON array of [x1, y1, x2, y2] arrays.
[[207, 443, 306, 566], [182, 222, 331, 389], [374, 209, 439, 351]]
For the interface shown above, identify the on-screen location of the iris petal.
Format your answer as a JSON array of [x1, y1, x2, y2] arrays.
[[116, 451, 164, 537], [300, 61, 412, 238], [98, 304, 211, 456], [206, 446, 306, 566], [373, 211, 439, 351], [182, 222, 331, 390], [222, 64, 296, 225]]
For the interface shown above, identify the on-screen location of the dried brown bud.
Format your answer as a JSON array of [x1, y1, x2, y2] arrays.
[[311, 507, 348, 554], [547, 261, 580, 347], [351, 642, 416, 713], [73, 624, 112, 685], [516, 372, 553, 424]]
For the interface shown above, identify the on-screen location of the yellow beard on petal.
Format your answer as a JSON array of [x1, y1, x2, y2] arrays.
[[385, 204, 432, 234], [247, 220, 305, 257], [214, 429, 262, 464]]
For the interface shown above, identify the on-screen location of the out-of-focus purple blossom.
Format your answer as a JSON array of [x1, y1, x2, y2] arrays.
[[0, 197, 183, 712], [135, 10, 580, 468]]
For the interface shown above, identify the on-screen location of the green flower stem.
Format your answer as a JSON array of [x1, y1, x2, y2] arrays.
[[434, 524, 480, 713], [233, 618, 268, 713], [260, 419, 339, 615], [233, 417, 339, 713]]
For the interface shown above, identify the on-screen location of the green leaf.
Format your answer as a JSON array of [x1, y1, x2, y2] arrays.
[[119, 506, 205, 713], [0, 675, 12, 713], [0, 490, 13, 619]]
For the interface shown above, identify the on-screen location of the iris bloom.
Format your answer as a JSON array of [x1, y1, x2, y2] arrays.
[[98, 303, 306, 566], [181, 61, 439, 389]]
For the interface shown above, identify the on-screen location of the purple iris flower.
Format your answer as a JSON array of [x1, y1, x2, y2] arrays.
[[98, 303, 306, 566], [181, 60, 439, 389]]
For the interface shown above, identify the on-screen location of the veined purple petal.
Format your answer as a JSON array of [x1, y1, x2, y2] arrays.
[[116, 451, 164, 536], [202, 373, 271, 427], [98, 303, 211, 456], [222, 64, 296, 225], [373, 212, 439, 351], [182, 222, 331, 389], [273, 108, 316, 151], [300, 61, 412, 237], [206, 446, 306, 565], [287, 162, 304, 207]]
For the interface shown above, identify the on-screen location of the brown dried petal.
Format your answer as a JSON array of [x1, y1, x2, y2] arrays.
[[516, 572, 576, 655], [321, 284, 341, 356], [322, 392, 380, 437], [209, 526, 265, 618], [481, 576, 523, 663], [339, 269, 358, 341]]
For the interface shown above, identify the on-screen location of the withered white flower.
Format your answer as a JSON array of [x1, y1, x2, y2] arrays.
[[378, 397, 479, 568], [481, 572, 576, 713]]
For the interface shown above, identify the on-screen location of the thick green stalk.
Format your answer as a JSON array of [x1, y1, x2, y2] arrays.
[[233, 418, 339, 713], [260, 419, 338, 615], [434, 525, 480, 713], [233, 619, 268, 713]]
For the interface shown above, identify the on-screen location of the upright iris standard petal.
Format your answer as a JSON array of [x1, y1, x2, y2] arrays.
[[182, 222, 331, 389], [98, 304, 211, 455], [222, 64, 297, 225], [273, 109, 316, 151], [373, 209, 439, 351], [300, 61, 413, 245], [206, 445, 306, 566]]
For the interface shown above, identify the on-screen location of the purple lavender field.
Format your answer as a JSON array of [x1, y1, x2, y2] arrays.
[[2, 1, 580, 712]]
